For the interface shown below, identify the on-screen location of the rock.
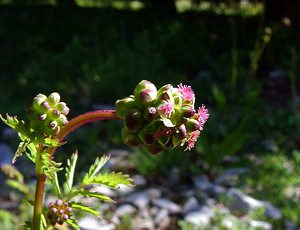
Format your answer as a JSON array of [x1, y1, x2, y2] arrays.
[[118, 184, 135, 195], [132, 209, 154, 229], [78, 216, 114, 230], [126, 188, 161, 209], [263, 202, 282, 219], [248, 220, 272, 230], [226, 188, 282, 220], [115, 204, 136, 217], [182, 197, 200, 214], [226, 188, 264, 215], [154, 209, 170, 229], [193, 176, 225, 197], [152, 198, 181, 214], [184, 206, 214, 226], [215, 167, 249, 187], [132, 174, 147, 187], [0, 143, 14, 166], [90, 185, 116, 197]]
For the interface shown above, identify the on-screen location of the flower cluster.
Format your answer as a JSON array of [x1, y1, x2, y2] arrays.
[[28, 92, 70, 136], [47, 199, 72, 225], [115, 80, 209, 154]]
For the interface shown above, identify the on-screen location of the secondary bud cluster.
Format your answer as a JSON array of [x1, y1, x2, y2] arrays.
[[47, 199, 72, 225], [115, 80, 209, 154], [28, 92, 69, 136]]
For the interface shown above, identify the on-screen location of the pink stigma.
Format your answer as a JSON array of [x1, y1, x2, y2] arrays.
[[185, 130, 200, 151], [197, 105, 209, 126], [177, 83, 195, 102], [158, 102, 174, 117]]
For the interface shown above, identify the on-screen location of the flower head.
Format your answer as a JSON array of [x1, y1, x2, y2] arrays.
[[115, 80, 208, 154], [177, 83, 195, 102]]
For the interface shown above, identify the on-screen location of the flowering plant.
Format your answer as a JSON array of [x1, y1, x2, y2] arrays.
[[0, 80, 208, 229]]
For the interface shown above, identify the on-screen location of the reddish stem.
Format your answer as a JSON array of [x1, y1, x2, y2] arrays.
[[50, 110, 120, 158]]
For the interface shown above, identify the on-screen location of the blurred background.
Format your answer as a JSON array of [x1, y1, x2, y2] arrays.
[[0, 0, 300, 229]]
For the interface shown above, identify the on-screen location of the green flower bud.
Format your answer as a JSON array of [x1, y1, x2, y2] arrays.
[[143, 107, 158, 121], [185, 118, 201, 133], [57, 114, 68, 126], [121, 128, 141, 147], [33, 94, 47, 112], [47, 92, 60, 106], [115, 96, 136, 118], [138, 128, 155, 144], [134, 80, 157, 108], [49, 109, 60, 119], [57, 102, 70, 116], [49, 121, 58, 130], [143, 142, 165, 154], [124, 109, 144, 133], [181, 105, 196, 118]]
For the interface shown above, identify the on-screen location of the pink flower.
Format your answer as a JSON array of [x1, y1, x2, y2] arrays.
[[197, 105, 209, 126], [177, 83, 195, 102], [185, 130, 200, 151], [158, 101, 174, 118]]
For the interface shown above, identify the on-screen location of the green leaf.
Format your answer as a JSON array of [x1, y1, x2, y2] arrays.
[[0, 114, 31, 140], [64, 151, 78, 193], [66, 218, 80, 230], [78, 190, 115, 203], [83, 154, 110, 183], [6, 179, 30, 194], [48, 171, 61, 198], [1, 164, 24, 182], [71, 202, 100, 216], [41, 151, 62, 180], [86, 172, 134, 189]]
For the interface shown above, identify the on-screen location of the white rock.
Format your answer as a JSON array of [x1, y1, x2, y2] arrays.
[[182, 197, 200, 214], [248, 220, 272, 230], [184, 206, 214, 226], [153, 198, 181, 214], [90, 185, 116, 197], [78, 216, 115, 230], [115, 204, 136, 217], [154, 208, 170, 228], [132, 174, 147, 187], [227, 188, 264, 214], [126, 191, 150, 209]]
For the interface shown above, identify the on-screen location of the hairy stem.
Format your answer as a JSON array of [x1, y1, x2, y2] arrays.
[[50, 110, 119, 157], [33, 145, 46, 230]]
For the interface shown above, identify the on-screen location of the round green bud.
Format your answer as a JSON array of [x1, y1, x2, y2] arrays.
[[56, 102, 70, 116], [121, 128, 141, 147], [134, 80, 157, 108], [47, 92, 60, 106], [49, 109, 60, 119], [115, 96, 136, 118], [143, 142, 165, 154], [143, 107, 158, 121], [185, 118, 201, 133], [181, 105, 196, 118], [124, 109, 144, 133], [57, 114, 68, 126], [33, 94, 47, 112], [138, 127, 155, 145]]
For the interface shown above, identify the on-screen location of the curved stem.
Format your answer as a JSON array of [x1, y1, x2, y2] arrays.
[[50, 110, 119, 158]]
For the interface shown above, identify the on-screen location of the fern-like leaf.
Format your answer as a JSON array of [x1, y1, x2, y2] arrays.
[[86, 172, 134, 189], [41, 151, 62, 180], [66, 218, 80, 230], [71, 202, 100, 216], [0, 114, 30, 137], [48, 171, 61, 198], [64, 151, 78, 193], [78, 190, 115, 203], [83, 154, 110, 183]]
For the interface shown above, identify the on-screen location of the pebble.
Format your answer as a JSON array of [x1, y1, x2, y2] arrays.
[[184, 206, 214, 226], [152, 198, 181, 214]]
